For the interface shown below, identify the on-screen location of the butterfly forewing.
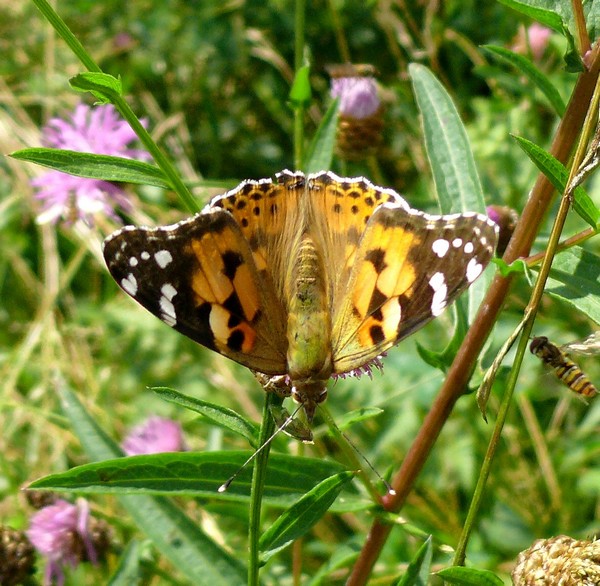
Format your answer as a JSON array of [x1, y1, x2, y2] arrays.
[[207, 171, 304, 302], [103, 209, 288, 374]]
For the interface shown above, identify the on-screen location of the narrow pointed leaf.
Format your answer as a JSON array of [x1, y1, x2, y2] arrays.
[[11, 148, 170, 189], [152, 387, 258, 445], [436, 566, 504, 586], [410, 63, 492, 323], [304, 98, 340, 173], [394, 535, 433, 586], [289, 64, 312, 105], [495, 0, 564, 32], [482, 45, 565, 116], [70, 72, 123, 102], [107, 540, 143, 586], [28, 451, 353, 506], [513, 135, 600, 228], [259, 471, 354, 560]]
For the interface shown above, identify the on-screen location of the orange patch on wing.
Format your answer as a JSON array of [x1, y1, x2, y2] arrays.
[[357, 297, 401, 347], [352, 261, 379, 319], [189, 236, 234, 303], [232, 262, 260, 321]]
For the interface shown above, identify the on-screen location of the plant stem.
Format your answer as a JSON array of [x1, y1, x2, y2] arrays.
[[247, 392, 277, 586], [31, 0, 199, 214], [294, 0, 306, 169]]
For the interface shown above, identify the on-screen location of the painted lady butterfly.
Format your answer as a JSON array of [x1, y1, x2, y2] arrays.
[[103, 170, 498, 420]]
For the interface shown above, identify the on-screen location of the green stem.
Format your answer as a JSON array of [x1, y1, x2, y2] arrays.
[[248, 392, 277, 586], [32, 0, 199, 214], [294, 0, 306, 169]]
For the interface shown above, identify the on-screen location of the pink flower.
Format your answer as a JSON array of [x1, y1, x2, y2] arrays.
[[527, 23, 552, 61], [330, 76, 381, 119], [27, 499, 98, 586], [122, 416, 186, 456], [32, 104, 148, 225], [512, 23, 552, 62]]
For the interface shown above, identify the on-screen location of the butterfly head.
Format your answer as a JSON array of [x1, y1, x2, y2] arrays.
[[291, 381, 328, 423]]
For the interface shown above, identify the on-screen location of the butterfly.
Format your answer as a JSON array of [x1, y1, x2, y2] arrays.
[[530, 334, 599, 398], [103, 170, 498, 421]]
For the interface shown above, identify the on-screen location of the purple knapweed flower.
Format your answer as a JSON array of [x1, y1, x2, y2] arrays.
[[329, 65, 384, 160], [26, 499, 98, 586], [121, 416, 186, 456], [330, 76, 381, 119], [32, 104, 148, 226]]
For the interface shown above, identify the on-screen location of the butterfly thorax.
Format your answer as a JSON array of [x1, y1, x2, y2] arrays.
[[285, 232, 333, 421]]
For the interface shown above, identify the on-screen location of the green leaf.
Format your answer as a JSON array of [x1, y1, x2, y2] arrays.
[[304, 97, 340, 174], [493, 257, 528, 277], [152, 387, 259, 446], [539, 247, 600, 325], [10, 148, 170, 189], [289, 65, 312, 105], [436, 566, 504, 586], [70, 71, 123, 103], [107, 540, 144, 586], [410, 64, 486, 215], [28, 450, 353, 507], [495, 0, 564, 33], [54, 387, 246, 586], [259, 472, 354, 561], [307, 545, 360, 585], [481, 45, 566, 116], [513, 135, 600, 228], [393, 536, 432, 586], [409, 63, 493, 323]]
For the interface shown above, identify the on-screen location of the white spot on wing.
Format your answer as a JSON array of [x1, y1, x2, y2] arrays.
[[155, 250, 173, 268], [452, 238, 463, 248], [121, 274, 138, 296], [429, 272, 447, 316], [159, 283, 178, 326], [432, 239, 450, 258], [141, 251, 150, 260], [466, 258, 483, 282], [464, 242, 474, 254], [129, 257, 138, 267]]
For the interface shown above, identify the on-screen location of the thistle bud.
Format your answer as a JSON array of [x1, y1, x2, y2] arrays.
[[486, 205, 518, 256], [512, 535, 600, 585], [328, 64, 384, 161], [0, 525, 36, 586]]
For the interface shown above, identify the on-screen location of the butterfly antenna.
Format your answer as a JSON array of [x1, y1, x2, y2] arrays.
[[218, 403, 305, 493], [329, 416, 396, 496]]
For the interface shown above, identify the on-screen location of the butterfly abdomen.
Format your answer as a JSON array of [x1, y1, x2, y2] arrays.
[[530, 336, 597, 397], [286, 235, 332, 375]]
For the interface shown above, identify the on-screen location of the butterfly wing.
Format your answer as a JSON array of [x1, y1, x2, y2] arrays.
[[103, 207, 288, 375], [306, 171, 407, 307], [330, 201, 498, 373], [207, 170, 304, 303]]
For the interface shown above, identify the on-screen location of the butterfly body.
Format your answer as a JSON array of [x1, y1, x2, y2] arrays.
[[104, 170, 498, 421], [530, 336, 597, 398]]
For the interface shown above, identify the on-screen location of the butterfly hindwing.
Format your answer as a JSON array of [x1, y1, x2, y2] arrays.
[[331, 203, 497, 373], [103, 208, 287, 374]]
